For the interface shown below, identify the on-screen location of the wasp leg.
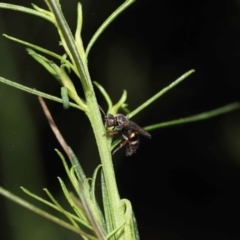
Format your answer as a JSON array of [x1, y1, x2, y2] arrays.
[[103, 130, 119, 137], [112, 139, 128, 155]]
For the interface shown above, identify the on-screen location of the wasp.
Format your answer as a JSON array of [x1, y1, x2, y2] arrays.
[[99, 106, 151, 156]]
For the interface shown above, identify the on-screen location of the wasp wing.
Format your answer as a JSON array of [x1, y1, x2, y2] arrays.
[[127, 120, 151, 138]]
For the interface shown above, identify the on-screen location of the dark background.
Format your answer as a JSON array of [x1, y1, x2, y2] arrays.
[[1, 0, 240, 239]]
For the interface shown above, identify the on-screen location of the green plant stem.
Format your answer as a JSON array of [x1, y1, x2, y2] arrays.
[[45, 0, 124, 235], [85, 93, 124, 234]]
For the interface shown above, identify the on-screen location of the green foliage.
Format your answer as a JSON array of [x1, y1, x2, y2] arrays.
[[0, 0, 239, 239]]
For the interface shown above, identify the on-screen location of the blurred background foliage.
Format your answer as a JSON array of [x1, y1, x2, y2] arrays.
[[1, 0, 240, 239]]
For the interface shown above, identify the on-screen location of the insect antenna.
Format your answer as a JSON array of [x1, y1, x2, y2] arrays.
[[98, 105, 106, 116]]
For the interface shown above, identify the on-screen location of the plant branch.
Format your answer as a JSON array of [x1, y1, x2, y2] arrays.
[[145, 102, 240, 131], [129, 69, 195, 118], [0, 3, 53, 22], [86, 0, 136, 56], [0, 76, 83, 110]]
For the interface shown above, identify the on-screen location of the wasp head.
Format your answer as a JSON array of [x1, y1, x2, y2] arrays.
[[105, 114, 116, 127]]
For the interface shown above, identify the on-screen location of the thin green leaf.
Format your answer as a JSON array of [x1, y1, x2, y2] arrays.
[[86, 0, 136, 56], [131, 211, 140, 240], [31, 3, 54, 21], [90, 165, 102, 202], [60, 54, 71, 73], [28, 50, 72, 86], [0, 3, 53, 23], [93, 81, 113, 111], [72, 178, 105, 240], [101, 171, 115, 237], [55, 149, 79, 194], [58, 177, 88, 222], [0, 187, 95, 238], [49, 63, 86, 109], [3, 34, 74, 70], [20, 187, 90, 227], [111, 90, 128, 114], [70, 167, 83, 194], [75, 3, 83, 41], [75, 3, 85, 61], [28, 50, 86, 110], [82, 178, 103, 227], [129, 69, 195, 118], [77, 181, 107, 240], [120, 199, 132, 239], [90, 165, 107, 231], [144, 102, 240, 131], [27, 48, 60, 80], [67, 147, 87, 184], [0, 76, 83, 110], [106, 220, 125, 239], [43, 188, 80, 228]]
